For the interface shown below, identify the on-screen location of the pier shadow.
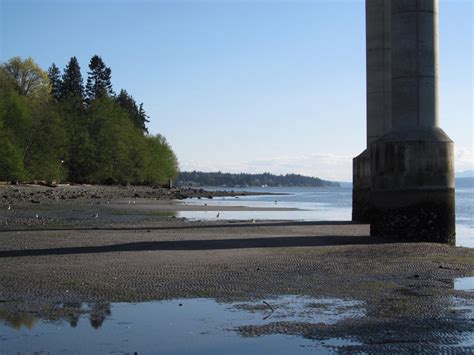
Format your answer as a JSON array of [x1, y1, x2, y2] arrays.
[[0, 220, 361, 234], [0, 234, 380, 258]]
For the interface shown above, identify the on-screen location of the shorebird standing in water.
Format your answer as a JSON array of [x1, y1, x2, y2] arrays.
[[216, 212, 220, 218]]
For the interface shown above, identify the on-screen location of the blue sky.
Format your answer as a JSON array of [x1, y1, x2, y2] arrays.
[[1, 0, 472, 181]]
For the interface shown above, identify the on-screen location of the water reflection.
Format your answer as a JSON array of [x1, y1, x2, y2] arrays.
[[0, 289, 472, 353], [0, 309, 37, 330], [0, 302, 112, 331], [85, 302, 110, 329]]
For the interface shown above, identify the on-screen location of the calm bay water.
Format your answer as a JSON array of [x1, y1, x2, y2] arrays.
[[179, 186, 474, 248]]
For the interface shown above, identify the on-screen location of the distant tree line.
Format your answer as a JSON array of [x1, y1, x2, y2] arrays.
[[0, 56, 178, 185], [177, 171, 340, 187]]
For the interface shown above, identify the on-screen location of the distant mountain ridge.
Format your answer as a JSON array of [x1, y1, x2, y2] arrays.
[[177, 171, 340, 188]]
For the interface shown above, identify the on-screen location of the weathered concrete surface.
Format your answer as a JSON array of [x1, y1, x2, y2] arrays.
[[370, 128, 455, 243], [353, 0, 391, 222], [354, 0, 455, 243], [352, 150, 371, 222], [370, 189, 455, 244], [390, 0, 439, 129], [366, 0, 391, 145], [368, 0, 454, 243]]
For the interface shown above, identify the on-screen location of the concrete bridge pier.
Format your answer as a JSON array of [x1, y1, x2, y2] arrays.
[[369, 0, 455, 243], [353, 0, 391, 222]]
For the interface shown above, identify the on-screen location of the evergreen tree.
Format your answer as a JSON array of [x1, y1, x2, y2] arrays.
[[61, 57, 84, 101], [138, 103, 150, 133], [116, 89, 137, 117], [47, 63, 62, 101], [85, 55, 114, 103], [115, 89, 149, 133]]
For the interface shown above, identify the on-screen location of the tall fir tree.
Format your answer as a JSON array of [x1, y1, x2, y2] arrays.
[[61, 57, 84, 101], [47, 63, 62, 101], [138, 103, 149, 133], [85, 55, 114, 103], [116, 89, 149, 133]]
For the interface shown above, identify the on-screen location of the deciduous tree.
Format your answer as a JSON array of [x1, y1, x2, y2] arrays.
[[1, 57, 50, 98]]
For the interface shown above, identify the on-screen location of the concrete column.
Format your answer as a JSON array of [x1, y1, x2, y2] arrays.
[[369, 0, 455, 244], [391, 0, 439, 129], [353, 0, 391, 222], [366, 0, 391, 145]]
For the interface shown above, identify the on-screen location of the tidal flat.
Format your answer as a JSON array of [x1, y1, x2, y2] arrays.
[[0, 185, 473, 353]]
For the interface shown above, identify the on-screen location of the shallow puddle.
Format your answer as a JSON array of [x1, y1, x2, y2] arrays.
[[0, 296, 363, 353]]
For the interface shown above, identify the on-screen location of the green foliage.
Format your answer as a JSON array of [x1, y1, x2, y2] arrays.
[[0, 89, 32, 154], [23, 101, 68, 182], [86, 55, 114, 103], [47, 63, 62, 101], [0, 122, 25, 182], [1, 57, 50, 98], [144, 135, 179, 185], [116, 89, 149, 133], [61, 57, 84, 102], [0, 56, 178, 185]]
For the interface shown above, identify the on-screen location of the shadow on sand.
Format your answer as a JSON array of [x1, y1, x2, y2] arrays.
[[0, 234, 379, 260]]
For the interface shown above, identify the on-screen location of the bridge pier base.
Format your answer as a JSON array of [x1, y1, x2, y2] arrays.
[[369, 128, 455, 244], [352, 150, 371, 223]]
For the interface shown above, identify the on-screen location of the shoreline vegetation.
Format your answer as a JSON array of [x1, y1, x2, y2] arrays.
[[177, 171, 340, 188], [0, 56, 178, 186]]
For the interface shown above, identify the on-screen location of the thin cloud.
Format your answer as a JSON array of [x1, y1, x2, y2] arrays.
[[455, 146, 474, 172]]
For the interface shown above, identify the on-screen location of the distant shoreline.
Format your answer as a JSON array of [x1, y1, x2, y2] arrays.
[[177, 171, 340, 188]]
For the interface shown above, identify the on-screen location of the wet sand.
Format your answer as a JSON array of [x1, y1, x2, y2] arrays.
[[0, 187, 473, 352]]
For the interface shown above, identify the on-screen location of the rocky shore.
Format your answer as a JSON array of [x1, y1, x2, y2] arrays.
[[0, 184, 279, 207]]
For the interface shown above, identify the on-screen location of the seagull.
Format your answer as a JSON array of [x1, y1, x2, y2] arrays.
[[216, 212, 220, 218], [107, 200, 110, 205], [7, 205, 11, 211], [128, 200, 131, 205], [94, 212, 99, 218], [35, 214, 39, 219]]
